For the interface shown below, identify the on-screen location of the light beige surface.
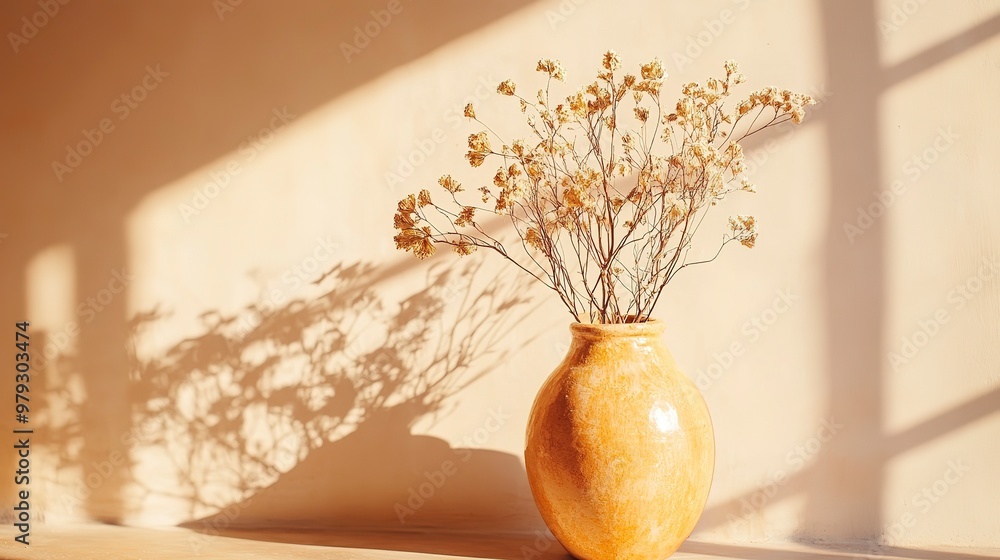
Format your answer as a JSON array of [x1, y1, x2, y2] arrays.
[[0, 0, 998, 552], [1, 524, 998, 560]]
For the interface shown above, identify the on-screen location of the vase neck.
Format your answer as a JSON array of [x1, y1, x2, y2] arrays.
[[569, 320, 665, 343]]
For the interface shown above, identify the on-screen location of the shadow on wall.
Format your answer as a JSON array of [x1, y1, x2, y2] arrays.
[[691, 1, 1000, 544], [111, 258, 543, 534], [0, 0, 537, 522]]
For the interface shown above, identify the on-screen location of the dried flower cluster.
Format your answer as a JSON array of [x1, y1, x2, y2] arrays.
[[394, 52, 814, 323]]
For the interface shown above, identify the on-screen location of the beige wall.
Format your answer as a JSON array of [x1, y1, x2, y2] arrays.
[[1, 0, 998, 550]]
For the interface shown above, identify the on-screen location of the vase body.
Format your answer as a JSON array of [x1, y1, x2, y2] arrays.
[[524, 321, 714, 560]]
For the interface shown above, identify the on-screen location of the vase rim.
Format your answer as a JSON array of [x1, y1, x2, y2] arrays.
[[570, 318, 665, 339]]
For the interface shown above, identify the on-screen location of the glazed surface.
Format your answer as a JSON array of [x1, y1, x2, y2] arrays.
[[525, 321, 715, 560]]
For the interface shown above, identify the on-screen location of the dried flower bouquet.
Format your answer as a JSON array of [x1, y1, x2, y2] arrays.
[[393, 52, 814, 323]]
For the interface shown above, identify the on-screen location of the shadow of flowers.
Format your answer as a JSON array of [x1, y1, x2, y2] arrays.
[[123, 257, 543, 533]]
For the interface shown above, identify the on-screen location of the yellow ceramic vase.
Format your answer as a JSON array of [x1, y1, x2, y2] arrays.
[[524, 320, 715, 560]]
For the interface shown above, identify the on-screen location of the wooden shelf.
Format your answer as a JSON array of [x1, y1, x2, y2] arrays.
[[1, 524, 996, 559]]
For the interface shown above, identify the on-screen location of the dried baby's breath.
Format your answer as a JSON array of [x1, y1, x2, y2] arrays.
[[602, 50, 622, 71], [438, 175, 463, 193], [392, 54, 812, 322], [536, 58, 566, 81], [640, 58, 664, 80], [497, 79, 516, 96]]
